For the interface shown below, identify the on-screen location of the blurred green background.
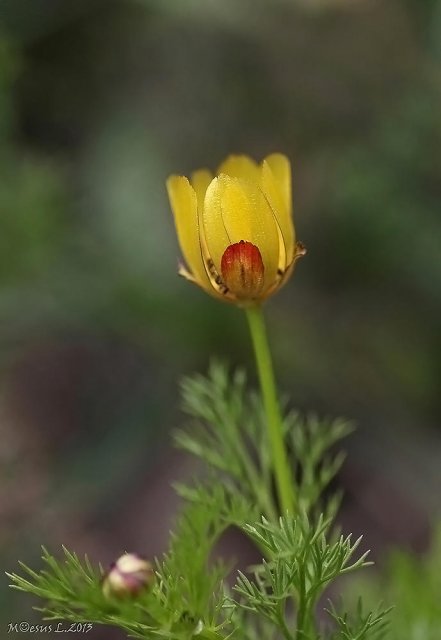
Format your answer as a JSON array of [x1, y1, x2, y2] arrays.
[[0, 0, 440, 637]]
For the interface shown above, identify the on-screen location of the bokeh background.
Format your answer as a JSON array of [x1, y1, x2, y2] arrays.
[[1, 0, 440, 637]]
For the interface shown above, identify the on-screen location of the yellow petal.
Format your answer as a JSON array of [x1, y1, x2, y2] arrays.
[[166, 175, 211, 289], [204, 174, 279, 291], [264, 153, 292, 217], [191, 169, 213, 212], [202, 177, 231, 274], [217, 154, 260, 181], [261, 159, 295, 265]]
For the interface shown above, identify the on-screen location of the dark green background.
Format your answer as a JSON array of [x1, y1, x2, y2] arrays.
[[1, 1, 440, 637]]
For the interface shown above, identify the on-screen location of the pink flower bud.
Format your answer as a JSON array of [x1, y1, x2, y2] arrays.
[[102, 553, 154, 599]]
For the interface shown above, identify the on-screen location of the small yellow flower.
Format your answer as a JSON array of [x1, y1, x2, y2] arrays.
[[166, 153, 305, 305]]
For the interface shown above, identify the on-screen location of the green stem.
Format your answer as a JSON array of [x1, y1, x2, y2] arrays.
[[296, 565, 315, 640], [245, 305, 295, 514], [296, 598, 314, 640], [277, 600, 295, 640]]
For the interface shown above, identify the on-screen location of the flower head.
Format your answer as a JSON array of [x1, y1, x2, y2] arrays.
[[166, 153, 305, 306], [102, 553, 155, 599]]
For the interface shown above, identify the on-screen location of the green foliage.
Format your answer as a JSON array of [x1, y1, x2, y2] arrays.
[[285, 412, 353, 515], [234, 513, 371, 639], [384, 530, 441, 639], [8, 363, 387, 639], [326, 600, 391, 640], [176, 362, 278, 520], [177, 362, 352, 522], [8, 546, 103, 608], [347, 524, 441, 640], [8, 505, 231, 640], [156, 492, 233, 637]]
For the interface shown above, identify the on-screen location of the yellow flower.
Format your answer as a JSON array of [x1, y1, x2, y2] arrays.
[[166, 153, 306, 305]]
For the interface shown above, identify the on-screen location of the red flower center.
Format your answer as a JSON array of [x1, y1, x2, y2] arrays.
[[221, 241, 264, 299]]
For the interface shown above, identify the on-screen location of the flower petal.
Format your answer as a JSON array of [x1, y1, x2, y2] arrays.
[[261, 159, 295, 265], [202, 177, 231, 274], [204, 174, 279, 291], [217, 154, 260, 181], [166, 175, 211, 289], [264, 153, 292, 217], [191, 169, 213, 212]]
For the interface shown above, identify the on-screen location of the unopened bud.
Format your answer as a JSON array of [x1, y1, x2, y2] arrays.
[[221, 240, 265, 300], [102, 553, 154, 599]]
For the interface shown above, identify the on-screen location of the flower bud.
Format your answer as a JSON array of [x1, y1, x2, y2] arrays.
[[221, 240, 265, 299], [102, 553, 154, 599]]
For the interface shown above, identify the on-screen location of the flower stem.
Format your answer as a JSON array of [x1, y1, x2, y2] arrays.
[[245, 305, 295, 514]]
